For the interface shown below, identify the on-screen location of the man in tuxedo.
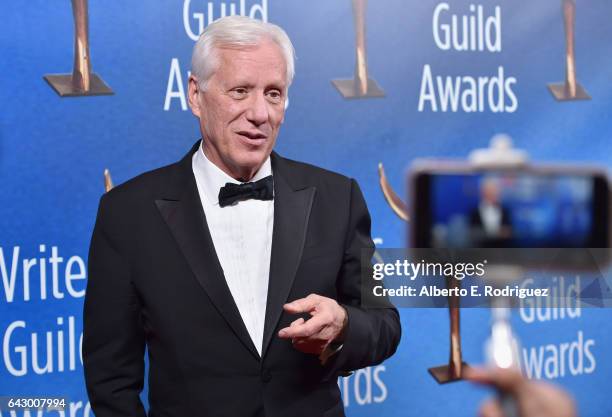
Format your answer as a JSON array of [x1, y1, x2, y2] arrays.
[[83, 15, 401, 417], [469, 178, 513, 247]]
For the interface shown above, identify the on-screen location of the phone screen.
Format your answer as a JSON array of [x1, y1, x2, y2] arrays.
[[413, 171, 609, 248]]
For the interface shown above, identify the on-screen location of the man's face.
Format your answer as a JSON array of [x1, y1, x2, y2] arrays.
[[482, 182, 500, 205], [188, 39, 288, 181]]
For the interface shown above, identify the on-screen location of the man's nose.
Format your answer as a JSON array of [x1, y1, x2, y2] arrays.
[[245, 93, 269, 126]]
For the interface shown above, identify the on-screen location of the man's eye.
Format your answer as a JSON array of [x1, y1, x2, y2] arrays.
[[267, 90, 282, 101], [230, 88, 248, 98]]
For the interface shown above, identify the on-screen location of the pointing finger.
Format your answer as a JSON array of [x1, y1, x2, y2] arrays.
[[283, 294, 320, 314]]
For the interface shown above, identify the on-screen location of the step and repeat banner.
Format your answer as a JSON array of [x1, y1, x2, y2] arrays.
[[2, 1, 612, 416]]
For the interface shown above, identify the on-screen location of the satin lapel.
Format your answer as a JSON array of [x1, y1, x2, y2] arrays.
[[155, 173, 260, 361], [261, 166, 316, 359]]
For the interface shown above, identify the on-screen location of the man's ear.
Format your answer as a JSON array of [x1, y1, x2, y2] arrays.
[[188, 75, 201, 118]]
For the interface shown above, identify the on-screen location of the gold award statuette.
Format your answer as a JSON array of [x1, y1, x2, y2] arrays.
[[332, 0, 385, 99], [427, 275, 468, 384], [104, 168, 114, 192], [44, 0, 113, 97], [378, 164, 468, 384], [547, 0, 590, 101]]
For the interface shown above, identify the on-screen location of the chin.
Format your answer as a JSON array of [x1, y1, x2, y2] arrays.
[[232, 150, 270, 175]]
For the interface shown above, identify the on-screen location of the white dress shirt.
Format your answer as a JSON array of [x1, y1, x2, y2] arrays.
[[479, 203, 503, 236], [192, 143, 274, 355]]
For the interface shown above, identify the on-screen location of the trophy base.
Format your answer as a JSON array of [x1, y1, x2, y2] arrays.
[[547, 82, 591, 101], [428, 362, 470, 384], [331, 78, 385, 99], [43, 73, 114, 97]]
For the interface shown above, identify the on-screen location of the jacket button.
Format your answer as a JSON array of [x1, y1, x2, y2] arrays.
[[261, 370, 272, 383]]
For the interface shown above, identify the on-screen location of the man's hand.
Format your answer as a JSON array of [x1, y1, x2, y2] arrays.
[[277, 294, 348, 355], [465, 367, 577, 417]]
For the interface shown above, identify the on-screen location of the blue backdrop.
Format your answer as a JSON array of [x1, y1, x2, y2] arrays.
[[2, 1, 612, 416]]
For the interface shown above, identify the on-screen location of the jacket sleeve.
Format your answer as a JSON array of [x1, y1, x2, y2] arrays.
[[324, 179, 401, 376], [83, 194, 147, 417]]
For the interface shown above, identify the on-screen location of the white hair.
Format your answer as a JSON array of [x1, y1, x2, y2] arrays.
[[191, 16, 295, 90]]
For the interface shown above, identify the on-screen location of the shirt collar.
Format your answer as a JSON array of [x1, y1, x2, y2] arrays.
[[193, 140, 273, 206]]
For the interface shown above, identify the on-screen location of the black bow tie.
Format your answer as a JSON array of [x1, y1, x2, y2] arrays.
[[218, 175, 274, 207]]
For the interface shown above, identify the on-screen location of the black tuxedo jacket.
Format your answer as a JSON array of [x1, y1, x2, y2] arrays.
[[83, 141, 401, 417], [469, 204, 512, 247]]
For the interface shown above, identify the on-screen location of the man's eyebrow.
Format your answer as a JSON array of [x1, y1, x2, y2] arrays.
[[266, 81, 287, 90], [225, 81, 255, 90]]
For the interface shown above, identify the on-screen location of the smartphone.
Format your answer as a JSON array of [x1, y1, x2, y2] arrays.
[[410, 162, 610, 251]]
